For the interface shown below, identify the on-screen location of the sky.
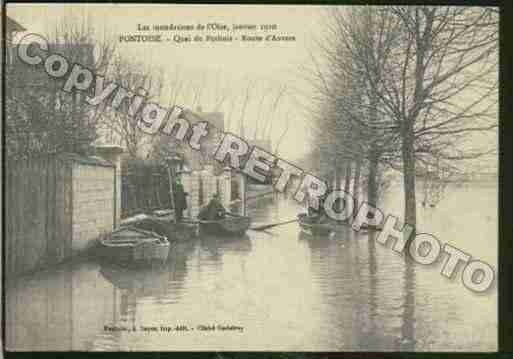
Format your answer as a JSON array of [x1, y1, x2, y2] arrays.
[[7, 4, 498, 172], [8, 3, 328, 161]]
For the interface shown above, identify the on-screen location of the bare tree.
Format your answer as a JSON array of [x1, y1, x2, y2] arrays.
[[96, 56, 164, 159], [302, 7, 396, 211], [238, 80, 253, 138], [273, 108, 292, 156], [306, 6, 498, 227], [363, 6, 498, 226], [6, 15, 115, 159], [262, 84, 288, 143]]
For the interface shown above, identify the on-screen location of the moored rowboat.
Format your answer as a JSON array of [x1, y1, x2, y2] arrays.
[[297, 213, 334, 236], [198, 214, 251, 236], [99, 227, 170, 265], [132, 213, 199, 241]]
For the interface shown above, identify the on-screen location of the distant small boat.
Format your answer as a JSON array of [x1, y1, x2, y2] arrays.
[[297, 213, 334, 236], [99, 227, 170, 265], [198, 213, 251, 236], [359, 223, 384, 232]]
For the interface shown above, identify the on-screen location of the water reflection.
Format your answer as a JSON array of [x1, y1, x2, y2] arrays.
[[399, 251, 417, 351], [199, 233, 253, 256], [6, 185, 497, 351]]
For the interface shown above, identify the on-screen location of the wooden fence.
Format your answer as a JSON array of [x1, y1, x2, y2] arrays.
[[121, 160, 172, 218], [5, 156, 73, 277]]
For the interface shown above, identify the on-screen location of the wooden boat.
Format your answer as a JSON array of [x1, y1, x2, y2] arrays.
[[130, 211, 199, 241], [198, 213, 251, 236], [98, 227, 170, 265], [297, 213, 334, 236]]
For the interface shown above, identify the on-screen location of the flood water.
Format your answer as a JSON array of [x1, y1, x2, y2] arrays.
[[6, 182, 497, 351]]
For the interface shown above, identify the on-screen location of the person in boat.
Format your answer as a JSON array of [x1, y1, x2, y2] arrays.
[[198, 193, 227, 221], [305, 191, 328, 224], [173, 177, 189, 222], [310, 200, 330, 223]]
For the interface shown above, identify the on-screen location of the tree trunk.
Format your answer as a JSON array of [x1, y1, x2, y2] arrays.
[[402, 125, 417, 228], [352, 157, 362, 216], [344, 161, 352, 194], [326, 171, 335, 191], [367, 147, 379, 208], [343, 161, 353, 219], [334, 160, 342, 191], [367, 93, 380, 209], [333, 158, 343, 213]]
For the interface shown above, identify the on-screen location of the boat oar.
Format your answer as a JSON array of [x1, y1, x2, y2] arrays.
[[250, 219, 298, 231]]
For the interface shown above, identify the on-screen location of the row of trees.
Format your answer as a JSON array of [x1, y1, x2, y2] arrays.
[[305, 6, 498, 227]]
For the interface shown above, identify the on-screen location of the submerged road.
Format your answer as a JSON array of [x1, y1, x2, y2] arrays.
[[5, 183, 497, 351]]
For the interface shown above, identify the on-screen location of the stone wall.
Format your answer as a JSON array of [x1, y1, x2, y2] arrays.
[[95, 145, 123, 226], [71, 163, 115, 253], [181, 172, 198, 219], [220, 170, 232, 209], [182, 167, 235, 218], [5, 151, 122, 277]]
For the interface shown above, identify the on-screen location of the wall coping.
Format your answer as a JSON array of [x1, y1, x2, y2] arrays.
[[62, 153, 115, 168]]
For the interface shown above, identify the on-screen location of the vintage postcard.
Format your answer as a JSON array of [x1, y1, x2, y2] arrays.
[[3, 3, 498, 352]]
